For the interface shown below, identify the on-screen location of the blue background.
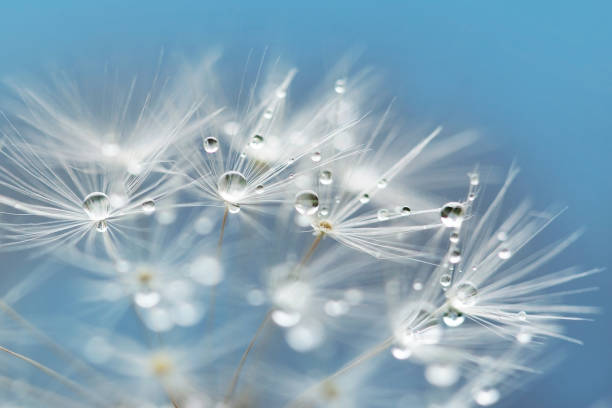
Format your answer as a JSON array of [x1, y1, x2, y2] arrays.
[[0, 1, 610, 406]]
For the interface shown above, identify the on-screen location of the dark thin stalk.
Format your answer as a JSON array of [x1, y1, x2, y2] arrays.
[[224, 310, 272, 402]]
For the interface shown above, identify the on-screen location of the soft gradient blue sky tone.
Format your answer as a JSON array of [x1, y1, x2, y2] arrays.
[[0, 2, 610, 406]]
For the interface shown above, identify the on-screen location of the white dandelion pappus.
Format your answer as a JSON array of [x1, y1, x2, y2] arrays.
[[2, 55, 222, 176], [437, 166, 600, 344], [0, 122, 191, 252], [177, 62, 366, 238]]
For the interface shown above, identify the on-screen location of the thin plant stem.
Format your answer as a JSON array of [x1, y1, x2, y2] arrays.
[[299, 232, 324, 269], [0, 300, 105, 383], [224, 310, 273, 402], [217, 206, 230, 255], [0, 344, 105, 406]]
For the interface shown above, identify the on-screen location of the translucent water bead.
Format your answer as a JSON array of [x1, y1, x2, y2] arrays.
[[217, 171, 247, 203]]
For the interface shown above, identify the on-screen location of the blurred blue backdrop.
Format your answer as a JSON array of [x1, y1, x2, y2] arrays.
[[0, 1, 610, 406]]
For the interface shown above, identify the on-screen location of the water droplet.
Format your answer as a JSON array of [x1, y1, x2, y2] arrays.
[[203, 137, 219, 153], [454, 283, 478, 306], [95, 220, 108, 232], [449, 231, 460, 243], [318, 207, 329, 217], [449, 250, 461, 264], [497, 231, 508, 241], [134, 291, 161, 308], [413, 281, 423, 291], [311, 152, 321, 162], [319, 170, 333, 185], [377, 178, 388, 189], [440, 202, 464, 228], [469, 173, 480, 186], [272, 309, 302, 327], [401, 206, 411, 215], [425, 363, 460, 387], [468, 192, 476, 201], [294, 191, 319, 215], [228, 203, 241, 214], [239, 152, 247, 159], [391, 346, 412, 360], [334, 79, 346, 94], [286, 322, 324, 352], [255, 184, 264, 194], [517, 311, 527, 321], [377, 209, 389, 221], [359, 194, 370, 204], [142, 200, 156, 214], [217, 171, 248, 203], [473, 388, 500, 406], [83, 192, 111, 221], [250, 134, 264, 149], [498, 248, 512, 259], [263, 109, 273, 119], [442, 308, 465, 327], [440, 274, 452, 287], [516, 327, 532, 344], [276, 88, 287, 99]]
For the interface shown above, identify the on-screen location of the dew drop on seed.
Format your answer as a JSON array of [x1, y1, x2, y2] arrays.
[[142, 200, 156, 214], [469, 173, 480, 186], [96, 220, 108, 233], [255, 184, 264, 194], [455, 283, 478, 306], [473, 388, 500, 406], [228, 203, 241, 214], [217, 171, 248, 203], [442, 308, 465, 327], [319, 170, 333, 185], [440, 202, 464, 228], [263, 109, 273, 119], [391, 346, 412, 360], [516, 328, 532, 344], [449, 250, 461, 264], [440, 274, 452, 287], [449, 232, 459, 243], [334, 79, 346, 94], [413, 281, 423, 291], [294, 191, 319, 215], [425, 363, 460, 387], [311, 152, 321, 162], [401, 206, 411, 215], [360, 194, 370, 204], [240, 152, 247, 159], [134, 291, 161, 308], [498, 248, 512, 259], [83, 192, 111, 221], [276, 88, 287, 99], [517, 311, 527, 321], [377, 209, 389, 221], [468, 193, 476, 201], [250, 134, 264, 149], [377, 178, 388, 189], [318, 207, 329, 217], [203, 137, 219, 153]]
